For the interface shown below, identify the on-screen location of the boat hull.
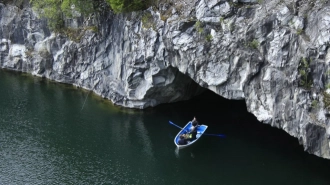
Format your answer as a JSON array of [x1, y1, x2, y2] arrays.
[[173, 121, 208, 149]]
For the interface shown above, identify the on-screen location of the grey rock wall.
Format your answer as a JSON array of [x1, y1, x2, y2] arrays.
[[1, 0, 330, 159]]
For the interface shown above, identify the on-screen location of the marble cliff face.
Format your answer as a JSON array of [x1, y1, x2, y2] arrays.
[[1, 0, 330, 159]]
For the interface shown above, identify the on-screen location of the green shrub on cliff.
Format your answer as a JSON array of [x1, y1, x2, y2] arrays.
[[30, 0, 152, 31], [30, 0, 63, 30], [249, 39, 259, 49], [105, 0, 150, 13], [323, 92, 330, 110], [298, 57, 313, 89], [106, 0, 124, 13], [141, 12, 155, 29], [30, 0, 95, 31], [206, 34, 213, 42], [62, 0, 94, 17], [195, 21, 203, 34]]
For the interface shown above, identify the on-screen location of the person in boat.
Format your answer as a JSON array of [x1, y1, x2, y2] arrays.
[[191, 117, 198, 126], [178, 134, 188, 145], [187, 117, 199, 140]]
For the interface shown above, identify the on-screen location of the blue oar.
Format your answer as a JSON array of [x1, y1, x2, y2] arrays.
[[204, 133, 226, 138], [169, 121, 225, 138], [168, 121, 183, 129]]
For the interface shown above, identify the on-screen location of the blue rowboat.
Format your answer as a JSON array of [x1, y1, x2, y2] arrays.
[[173, 121, 208, 149]]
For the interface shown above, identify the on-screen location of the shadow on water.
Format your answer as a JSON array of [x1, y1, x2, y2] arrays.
[[153, 89, 330, 185]]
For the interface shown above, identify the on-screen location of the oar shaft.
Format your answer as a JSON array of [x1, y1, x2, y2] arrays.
[[204, 133, 226, 138], [169, 121, 183, 129]]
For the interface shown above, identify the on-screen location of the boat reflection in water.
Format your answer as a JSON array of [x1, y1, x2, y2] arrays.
[[174, 147, 195, 158], [175, 147, 180, 158]]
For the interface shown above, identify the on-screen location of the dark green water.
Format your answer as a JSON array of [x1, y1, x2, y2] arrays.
[[1, 70, 330, 185]]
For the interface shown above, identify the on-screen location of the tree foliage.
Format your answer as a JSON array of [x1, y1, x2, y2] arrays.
[[105, 0, 151, 13], [30, 0, 151, 30], [30, 0, 96, 31]]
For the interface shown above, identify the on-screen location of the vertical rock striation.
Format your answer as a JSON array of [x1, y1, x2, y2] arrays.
[[1, 0, 330, 159]]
